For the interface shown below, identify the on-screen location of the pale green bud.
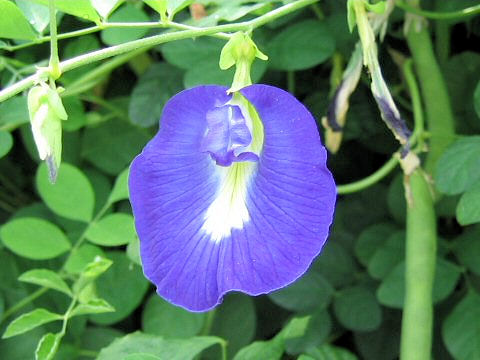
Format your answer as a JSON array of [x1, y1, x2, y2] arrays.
[[27, 84, 67, 183]]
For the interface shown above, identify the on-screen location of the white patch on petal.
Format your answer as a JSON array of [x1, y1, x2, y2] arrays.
[[202, 163, 254, 242]]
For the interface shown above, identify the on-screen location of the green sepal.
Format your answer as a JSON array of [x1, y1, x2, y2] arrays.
[[219, 32, 267, 93], [220, 32, 267, 70], [364, 0, 386, 14]]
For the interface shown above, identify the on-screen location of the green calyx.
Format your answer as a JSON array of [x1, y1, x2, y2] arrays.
[[27, 84, 68, 183], [220, 32, 268, 93]]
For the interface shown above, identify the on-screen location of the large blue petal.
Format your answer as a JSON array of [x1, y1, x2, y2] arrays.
[[129, 84, 336, 312]]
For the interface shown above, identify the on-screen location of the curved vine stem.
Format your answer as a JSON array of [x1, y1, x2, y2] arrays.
[[336, 156, 399, 195], [396, 0, 480, 20], [0, 0, 317, 103]]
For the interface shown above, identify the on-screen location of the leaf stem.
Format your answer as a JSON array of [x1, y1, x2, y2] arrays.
[[3, 21, 232, 52], [336, 156, 399, 194], [48, 0, 60, 79], [0, 0, 317, 102], [396, 0, 480, 20], [403, 59, 424, 150], [0, 288, 48, 323]]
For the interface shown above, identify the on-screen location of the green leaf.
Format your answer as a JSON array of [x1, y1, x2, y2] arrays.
[[64, 244, 105, 274], [0, 0, 36, 39], [0, 327, 45, 360], [85, 213, 136, 247], [474, 80, 480, 119], [90, 0, 123, 18], [85, 168, 112, 214], [97, 332, 223, 360], [126, 236, 141, 265], [35, 332, 60, 360], [367, 231, 404, 280], [162, 37, 224, 70], [282, 316, 310, 341], [82, 119, 149, 175], [0, 130, 13, 158], [61, 35, 100, 84], [268, 20, 335, 71], [307, 344, 358, 360], [109, 167, 130, 203], [101, 3, 149, 46], [435, 136, 480, 195], [62, 97, 87, 132], [19, 269, 72, 296], [269, 271, 333, 312], [333, 286, 382, 332], [29, 0, 100, 23], [15, 0, 49, 33], [377, 259, 462, 308], [142, 294, 205, 338], [90, 252, 149, 325], [354, 309, 401, 360], [201, 2, 273, 24], [443, 291, 480, 360], [124, 355, 161, 360], [36, 162, 95, 222], [74, 256, 113, 293], [80, 327, 124, 354], [0, 96, 29, 128], [2, 309, 62, 339], [143, 0, 166, 19], [128, 63, 183, 127], [210, 294, 256, 357], [0, 217, 71, 260], [284, 310, 331, 356], [313, 242, 356, 287], [71, 298, 115, 317], [453, 227, 480, 275], [355, 222, 397, 266], [166, 0, 192, 19], [456, 183, 480, 225], [234, 337, 283, 360]]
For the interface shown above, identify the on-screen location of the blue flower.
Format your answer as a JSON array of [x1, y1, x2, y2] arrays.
[[129, 84, 336, 312]]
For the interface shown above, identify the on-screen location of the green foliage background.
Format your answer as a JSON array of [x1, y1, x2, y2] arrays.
[[0, 0, 480, 359]]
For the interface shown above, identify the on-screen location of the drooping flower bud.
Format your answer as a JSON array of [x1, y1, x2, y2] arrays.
[[27, 84, 68, 183]]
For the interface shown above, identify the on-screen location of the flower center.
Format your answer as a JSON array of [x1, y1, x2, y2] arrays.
[[200, 102, 259, 167]]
